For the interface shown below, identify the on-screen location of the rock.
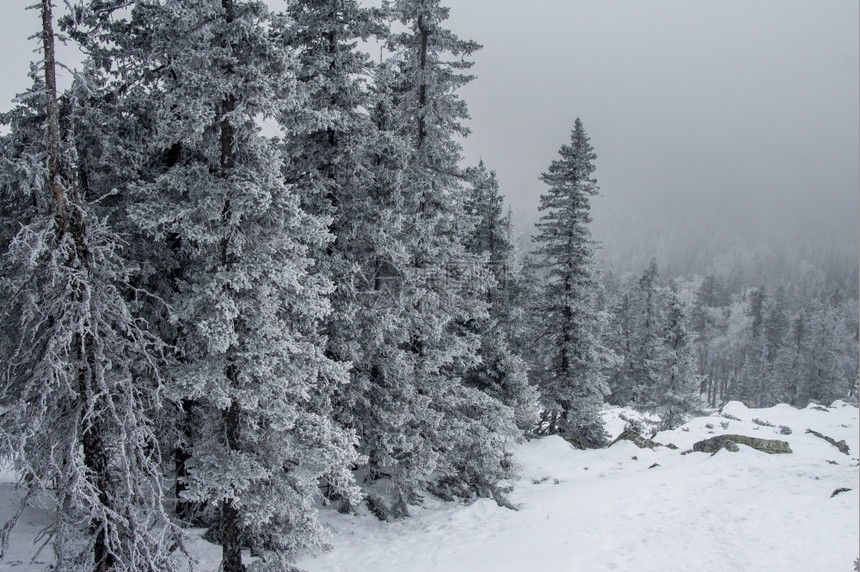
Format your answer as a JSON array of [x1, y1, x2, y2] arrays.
[[830, 487, 852, 498], [666, 443, 678, 450], [648, 463, 660, 469], [610, 429, 662, 449], [805, 429, 850, 455], [692, 434, 792, 455]]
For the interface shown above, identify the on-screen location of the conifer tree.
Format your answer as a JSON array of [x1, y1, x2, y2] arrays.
[[797, 303, 854, 406], [653, 292, 700, 429], [773, 311, 806, 406], [461, 162, 538, 429], [733, 287, 767, 406], [607, 259, 666, 409], [629, 259, 666, 408], [605, 288, 636, 406], [688, 273, 729, 407], [530, 118, 611, 447], [347, 0, 520, 508], [0, 2, 181, 569], [75, 1, 361, 568]]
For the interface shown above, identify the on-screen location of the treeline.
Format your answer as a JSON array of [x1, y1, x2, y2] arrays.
[[601, 260, 858, 414]]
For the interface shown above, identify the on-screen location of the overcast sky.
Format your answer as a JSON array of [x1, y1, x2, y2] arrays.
[[441, 0, 859, 267], [2, 0, 857, 273]]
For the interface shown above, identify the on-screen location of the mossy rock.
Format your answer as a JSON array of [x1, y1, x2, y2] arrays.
[[610, 429, 662, 449], [693, 434, 792, 455]]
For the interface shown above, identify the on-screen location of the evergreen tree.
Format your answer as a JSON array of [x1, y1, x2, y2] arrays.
[[623, 259, 666, 409], [529, 118, 611, 447], [605, 288, 636, 406], [763, 287, 789, 364], [280, 0, 382, 302], [77, 1, 361, 568], [773, 311, 806, 406], [0, 66, 47, 251], [350, 0, 521, 508], [797, 303, 854, 406], [0, 2, 181, 569], [689, 273, 729, 406], [653, 292, 700, 430], [735, 287, 768, 406], [461, 161, 538, 429]]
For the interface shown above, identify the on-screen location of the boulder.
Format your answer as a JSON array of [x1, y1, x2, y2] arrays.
[[692, 434, 792, 455]]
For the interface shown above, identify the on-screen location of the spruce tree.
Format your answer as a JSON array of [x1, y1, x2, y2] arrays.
[[653, 292, 700, 430], [689, 273, 729, 407], [630, 259, 666, 408], [773, 311, 806, 406], [797, 303, 854, 406], [607, 259, 666, 409], [530, 118, 611, 447], [347, 0, 520, 508], [74, 1, 361, 568], [732, 287, 767, 406], [461, 161, 538, 429], [605, 288, 636, 406], [0, 2, 181, 569]]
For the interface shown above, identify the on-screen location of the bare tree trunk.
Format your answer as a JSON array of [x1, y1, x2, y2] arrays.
[[175, 398, 200, 523], [41, 0, 66, 233]]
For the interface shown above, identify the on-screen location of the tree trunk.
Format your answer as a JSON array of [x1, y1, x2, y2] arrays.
[[42, 2, 112, 570], [416, 14, 428, 148], [175, 399, 199, 523], [218, 4, 244, 570], [221, 397, 243, 572], [41, 0, 66, 233]]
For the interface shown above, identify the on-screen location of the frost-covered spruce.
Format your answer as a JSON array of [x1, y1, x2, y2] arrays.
[[606, 259, 667, 409], [0, 2, 182, 570], [336, 0, 522, 508], [461, 161, 539, 430], [81, 1, 361, 569], [529, 118, 612, 447], [275, 1, 396, 512], [652, 291, 701, 430], [783, 302, 855, 407]]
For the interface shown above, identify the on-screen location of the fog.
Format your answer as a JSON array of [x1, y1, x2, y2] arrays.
[[2, 0, 857, 278], [440, 0, 859, 278]]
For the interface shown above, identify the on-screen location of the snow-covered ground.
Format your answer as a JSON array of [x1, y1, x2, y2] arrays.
[[1, 401, 857, 571]]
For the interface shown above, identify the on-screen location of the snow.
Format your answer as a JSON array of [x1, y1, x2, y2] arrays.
[[1, 401, 857, 571]]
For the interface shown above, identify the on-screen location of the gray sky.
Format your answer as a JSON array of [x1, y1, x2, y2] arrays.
[[442, 0, 859, 271], [2, 0, 857, 274]]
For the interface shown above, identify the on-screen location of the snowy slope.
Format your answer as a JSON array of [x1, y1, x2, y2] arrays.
[[0, 402, 857, 571], [295, 401, 858, 572]]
